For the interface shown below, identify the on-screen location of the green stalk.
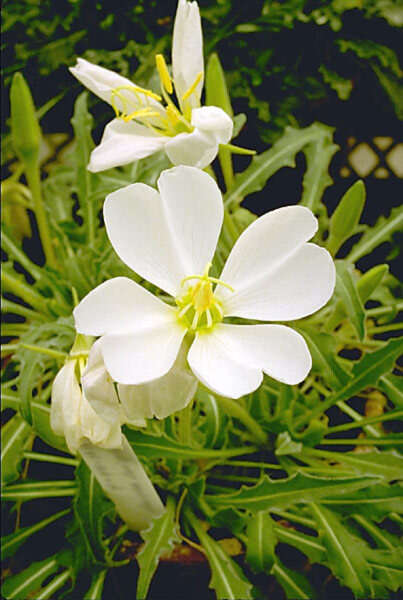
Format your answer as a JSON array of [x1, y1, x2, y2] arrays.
[[23, 451, 78, 466], [325, 409, 402, 434], [1, 229, 43, 281], [215, 395, 268, 445], [25, 163, 58, 269], [1, 298, 47, 321]]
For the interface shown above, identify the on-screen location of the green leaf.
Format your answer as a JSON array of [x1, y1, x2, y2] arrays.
[[357, 264, 389, 303], [74, 460, 112, 563], [300, 124, 338, 212], [272, 562, 316, 600], [303, 449, 403, 481], [224, 123, 328, 208], [1, 508, 69, 559], [335, 260, 366, 339], [199, 389, 227, 449], [274, 525, 325, 564], [319, 65, 353, 100], [137, 496, 179, 600], [245, 511, 277, 573], [2, 480, 76, 502], [84, 569, 108, 600], [365, 547, 403, 593], [348, 205, 403, 263], [1, 555, 60, 600], [302, 337, 403, 424], [125, 429, 256, 460], [311, 503, 372, 598], [187, 511, 253, 600], [206, 472, 378, 512], [379, 374, 403, 408], [322, 482, 403, 520], [327, 180, 366, 255], [30, 400, 68, 452], [275, 432, 302, 456], [1, 413, 32, 485], [297, 327, 350, 387]]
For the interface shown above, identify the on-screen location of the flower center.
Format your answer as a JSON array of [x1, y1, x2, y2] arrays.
[[110, 53, 202, 137], [175, 263, 233, 332]]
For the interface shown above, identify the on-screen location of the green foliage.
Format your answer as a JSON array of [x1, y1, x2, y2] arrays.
[[1, 28, 402, 600]]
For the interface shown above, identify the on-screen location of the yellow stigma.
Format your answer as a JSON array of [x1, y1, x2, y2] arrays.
[[176, 263, 234, 331], [182, 71, 203, 101], [155, 54, 173, 94], [166, 104, 181, 125]]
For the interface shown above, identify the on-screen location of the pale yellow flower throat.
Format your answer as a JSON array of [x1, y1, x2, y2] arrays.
[[110, 54, 203, 137], [176, 263, 234, 331]]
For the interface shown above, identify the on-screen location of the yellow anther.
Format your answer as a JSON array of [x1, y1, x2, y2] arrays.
[[182, 71, 203, 102], [121, 107, 160, 123], [156, 54, 173, 94]]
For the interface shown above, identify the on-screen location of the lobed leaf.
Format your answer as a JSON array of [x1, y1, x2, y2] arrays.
[[1, 413, 32, 485]]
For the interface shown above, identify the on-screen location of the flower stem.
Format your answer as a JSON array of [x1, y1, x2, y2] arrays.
[[215, 395, 268, 445], [24, 163, 58, 269]]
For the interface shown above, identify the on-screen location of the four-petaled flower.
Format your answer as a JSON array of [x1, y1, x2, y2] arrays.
[[74, 166, 336, 400], [70, 0, 233, 172]]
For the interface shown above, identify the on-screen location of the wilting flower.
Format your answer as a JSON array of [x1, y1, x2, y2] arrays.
[[50, 341, 164, 531], [74, 166, 335, 400], [70, 0, 233, 171]]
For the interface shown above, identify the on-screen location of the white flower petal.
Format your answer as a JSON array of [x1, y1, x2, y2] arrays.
[[81, 340, 121, 425], [172, 0, 204, 109], [207, 324, 312, 385], [100, 321, 186, 385], [191, 106, 233, 144], [222, 243, 335, 321], [79, 395, 122, 450], [118, 340, 197, 420], [50, 361, 79, 437], [70, 58, 165, 117], [79, 437, 164, 531], [88, 119, 167, 172], [165, 128, 218, 168], [104, 166, 223, 295], [187, 329, 262, 399], [74, 277, 174, 336]]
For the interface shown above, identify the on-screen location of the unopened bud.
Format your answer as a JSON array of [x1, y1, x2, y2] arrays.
[[10, 73, 41, 166]]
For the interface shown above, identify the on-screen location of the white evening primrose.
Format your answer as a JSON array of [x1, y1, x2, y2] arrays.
[[74, 166, 336, 400], [69, 0, 233, 172], [50, 340, 164, 531]]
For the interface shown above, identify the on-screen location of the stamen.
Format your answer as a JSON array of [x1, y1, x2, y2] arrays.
[[155, 54, 173, 94], [113, 84, 162, 102], [182, 72, 203, 101], [122, 107, 161, 123], [215, 303, 224, 319], [205, 309, 213, 328], [191, 310, 201, 330], [166, 104, 181, 125]]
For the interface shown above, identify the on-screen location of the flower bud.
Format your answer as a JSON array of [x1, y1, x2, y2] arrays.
[[10, 73, 41, 166], [327, 180, 365, 256]]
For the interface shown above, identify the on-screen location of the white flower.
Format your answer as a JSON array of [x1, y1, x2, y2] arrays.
[[50, 347, 164, 531], [69, 0, 233, 172], [74, 166, 336, 400]]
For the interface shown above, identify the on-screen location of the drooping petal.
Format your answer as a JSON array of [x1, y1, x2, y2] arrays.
[[165, 128, 218, 169], [70, 58, 165, 118], [79, 396, 122, 450], [79, 437, 164, 531], [221, 243, 335, 321], [216, 205, 335, 320], [100, 320, 187, 385], [50, 361, 80, 438], [104, 166, 223, 295], [81, 340, 121, 425], [118, 339, 197, 419], [74, 277, 175, 336], [187, 329, 262, 399], [172, 0, 204, 110], [88, 119, 168, 172], [205, 324, 312, 386], [191, 106, 233, 144]]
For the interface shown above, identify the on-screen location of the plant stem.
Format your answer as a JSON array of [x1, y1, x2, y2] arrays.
[[1, 298, 47, 321], [23, 451, 78, 466], [1, 230, 42, 280], [2, 270, 49, 314], [326, 410, 403, 434], [366, 302, 403, 317], [367, 322, 403, 334], [222, 459, 284, 470], [25, 163, 58, 268], [215, 395, 268, 445], [320, 437, 401, 446], [20, 343, 67, 360]]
